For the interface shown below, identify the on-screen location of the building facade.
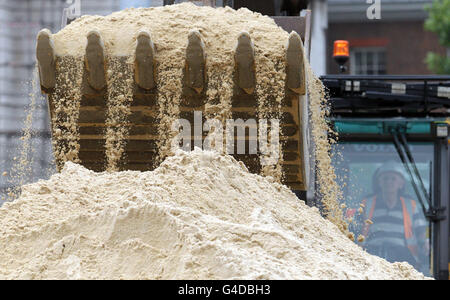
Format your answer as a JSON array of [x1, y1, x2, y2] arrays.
[[327, 0, 447, 75]]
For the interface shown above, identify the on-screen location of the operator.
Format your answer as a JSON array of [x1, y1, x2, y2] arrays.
[[347, 162, 429, 270]]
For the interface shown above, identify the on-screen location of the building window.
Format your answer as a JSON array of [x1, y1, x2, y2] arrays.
[[350, 48, 386, 75]]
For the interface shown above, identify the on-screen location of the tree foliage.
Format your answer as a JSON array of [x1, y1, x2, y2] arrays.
[[424, 0, 450, 74]]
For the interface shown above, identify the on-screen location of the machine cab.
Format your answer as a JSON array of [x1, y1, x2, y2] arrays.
[[323, 75, 450, 279]]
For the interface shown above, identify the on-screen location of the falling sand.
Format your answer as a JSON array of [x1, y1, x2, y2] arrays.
[[6, 65, 45, 200]]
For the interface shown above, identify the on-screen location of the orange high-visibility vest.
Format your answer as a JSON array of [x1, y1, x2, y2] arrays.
[[362, 196, 419, 259]]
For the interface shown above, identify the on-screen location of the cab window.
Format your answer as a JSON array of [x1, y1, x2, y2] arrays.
[[332, 142, 432, 276]]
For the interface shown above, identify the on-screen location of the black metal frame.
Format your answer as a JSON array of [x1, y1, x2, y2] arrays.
[[433, 137, 449, 280], [323, 75, 450, 81], [322, 75, 450, 118]]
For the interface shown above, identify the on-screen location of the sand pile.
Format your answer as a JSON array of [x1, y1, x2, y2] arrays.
[[0, 149, 427, 280], [52, 3, 289, 57]]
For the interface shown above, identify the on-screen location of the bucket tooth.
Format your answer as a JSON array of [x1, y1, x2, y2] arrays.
[[235, 32, 256, 95], [286, 32, 306, 95], [135, 30, 156, 90], [85, 30, 106, 91], [36, 29, 56, 91], [185, 30, 206, 94]]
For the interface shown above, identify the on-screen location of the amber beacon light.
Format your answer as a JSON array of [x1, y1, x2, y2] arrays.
[[333, 40, 349, 73]]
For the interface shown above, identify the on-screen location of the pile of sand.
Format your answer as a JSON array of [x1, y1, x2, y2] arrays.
[[52, 3, 289, 58], [0, 149, 427, 279]]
